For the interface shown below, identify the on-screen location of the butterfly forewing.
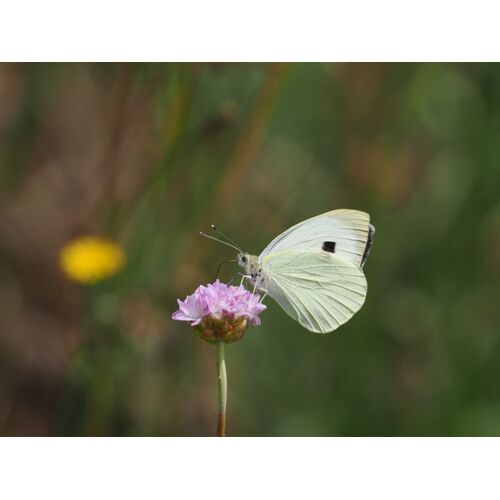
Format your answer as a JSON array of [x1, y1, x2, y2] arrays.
[[260, 209, 370, 268]]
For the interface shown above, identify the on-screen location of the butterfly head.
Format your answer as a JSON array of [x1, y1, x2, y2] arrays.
[[237, 253, 260, 276]]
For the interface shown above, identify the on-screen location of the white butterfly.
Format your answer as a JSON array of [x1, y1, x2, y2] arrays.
[[203, 210, 375, 334]]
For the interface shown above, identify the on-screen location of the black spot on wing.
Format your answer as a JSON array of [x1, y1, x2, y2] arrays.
[[322, 241, 336, 253]]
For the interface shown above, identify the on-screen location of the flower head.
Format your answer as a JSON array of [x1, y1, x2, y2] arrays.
[[172, 280, 266, 343], [59, 236, 126, 284]]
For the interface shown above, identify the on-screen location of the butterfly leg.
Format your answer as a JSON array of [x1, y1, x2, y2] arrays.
[[236, 273, 258, 292], [240, 274, 252, 287], [258, 287, 269, 303], [227, 272, 247, 286]]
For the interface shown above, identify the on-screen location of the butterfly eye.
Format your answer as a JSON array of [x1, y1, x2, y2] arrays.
[[241, 256, 247, 263]]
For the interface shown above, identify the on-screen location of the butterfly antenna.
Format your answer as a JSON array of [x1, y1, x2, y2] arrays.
[[199, 231, 242, 252], [211, 224, 243, 252]]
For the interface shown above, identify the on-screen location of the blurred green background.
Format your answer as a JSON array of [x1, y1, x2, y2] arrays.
[[0, 62, 499, 436]]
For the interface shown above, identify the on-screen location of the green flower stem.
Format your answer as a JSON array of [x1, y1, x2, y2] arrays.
[[216, 341, 227, 437]]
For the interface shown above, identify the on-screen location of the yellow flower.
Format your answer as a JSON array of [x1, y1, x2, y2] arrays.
[[59, 236, 126, 284]]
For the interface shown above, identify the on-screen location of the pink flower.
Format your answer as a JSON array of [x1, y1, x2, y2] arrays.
[[172, 280, 266, 343], [173, 279, 266, 326]]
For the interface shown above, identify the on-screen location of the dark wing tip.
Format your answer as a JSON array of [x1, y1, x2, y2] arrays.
[[361, 224, 375, 268]]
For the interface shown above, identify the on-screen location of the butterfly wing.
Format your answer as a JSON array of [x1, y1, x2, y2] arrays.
[[260, 249, 367, 333], [260, 209, 372, 268]]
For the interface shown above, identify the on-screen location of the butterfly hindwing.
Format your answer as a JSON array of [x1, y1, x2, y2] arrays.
[[260, 249, 367, 333]]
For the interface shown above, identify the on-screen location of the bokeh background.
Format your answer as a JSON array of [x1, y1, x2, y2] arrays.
[[0, 62, 499, 436]]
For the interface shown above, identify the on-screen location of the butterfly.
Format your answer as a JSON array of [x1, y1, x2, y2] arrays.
[[202, 210, 374, 333]]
